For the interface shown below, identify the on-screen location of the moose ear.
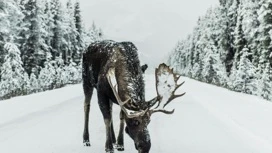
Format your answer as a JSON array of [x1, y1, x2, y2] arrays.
[[141, 64, 148, 73]]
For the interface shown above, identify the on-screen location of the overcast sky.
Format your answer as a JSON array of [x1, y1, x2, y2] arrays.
[[64, 0, 219, 68]]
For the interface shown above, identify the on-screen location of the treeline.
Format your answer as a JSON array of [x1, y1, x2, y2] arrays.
[[0, 0, 102, 100], [168, 0, 272, 100]]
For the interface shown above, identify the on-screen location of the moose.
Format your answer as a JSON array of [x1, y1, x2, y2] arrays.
[[82, 40, 185, 153]]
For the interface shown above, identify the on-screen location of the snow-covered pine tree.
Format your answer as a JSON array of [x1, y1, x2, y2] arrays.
[[88, 22, 103, 42], [191, 17, 204, 80], [213, 5, 228, 67], [20, 0, 48, 75], [168, 41, 187, 75], [73, 1, 84, 64], [38, 52, 56, 91], [54, 56, 68, 88], [241, 0, 260, 68], [44, 0, 54, 59], [0, 0, 23, 42], [64, 0, 78, 64], [225, 0, 239, 74], [0, 0, 23, 73], [201, 41, 222, 85], [257, 0, 272, 73], [50, 0, 65, 61], [233, 47, 257, 94], [258, 63, 272, 100], [233, 3, 247, 70], [29, 72, 39, 93], [0, 43, 28, 99], [22, 72, 30, 95], [64, 60, 80, 84], [219, 0, 227, 6]]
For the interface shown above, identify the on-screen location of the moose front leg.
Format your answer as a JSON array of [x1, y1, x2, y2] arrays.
[[111, 122, 116, 144], [98, 93, 115, 153], [116, 110, 125, 151], [104, 119, 114, 153]]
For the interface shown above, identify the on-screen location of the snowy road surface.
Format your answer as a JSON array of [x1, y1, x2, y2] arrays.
[[1, 74, 272, 153]]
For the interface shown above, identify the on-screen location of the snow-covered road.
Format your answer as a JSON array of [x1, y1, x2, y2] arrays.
[[1, 75, 272, 153]]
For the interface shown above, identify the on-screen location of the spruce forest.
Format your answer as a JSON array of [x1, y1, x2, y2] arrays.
[[0, 0, 102, 100], [168, 0, 272, 101]]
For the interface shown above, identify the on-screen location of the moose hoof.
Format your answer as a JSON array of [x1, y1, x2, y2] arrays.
[[117, 147, 124, 151], [116, 144, 124, 151], [83, 140, 91, 147], [106, 149, 114, 153]]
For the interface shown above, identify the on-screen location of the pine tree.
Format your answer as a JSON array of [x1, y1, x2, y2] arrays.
[[0, 0, 23, 72], [65, 60, 80, 84], [20, 0, 48, 75], [22, 72, 30, 94], [0, 43, 28, 99], [214, 6, 228, 65], [257, 0, 272, 72], [73, 1, 84, 64], [241, 0, 260, 67], [51, 0, 63, 60], [233, 47, 257, 94], [54, 56, 68, 88], [44, 0, 54, 58], [202, 41, 222, 85], [225, 0, 239, 74], [233, 4, 247, 70], [29, 72, 39, 93], [38, 53, 55, 91], [88, 22, 103, 42], [258, 63, 272, 100], [64, 0, 78, 63]]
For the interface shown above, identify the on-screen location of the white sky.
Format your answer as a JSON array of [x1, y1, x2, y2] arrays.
[[63, 0, 219, 67]]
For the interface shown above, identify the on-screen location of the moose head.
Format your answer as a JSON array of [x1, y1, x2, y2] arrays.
[[106, 63, 185, 153]]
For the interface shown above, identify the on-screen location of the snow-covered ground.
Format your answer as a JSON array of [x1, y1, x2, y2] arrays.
[[1, 74, 272, 153]]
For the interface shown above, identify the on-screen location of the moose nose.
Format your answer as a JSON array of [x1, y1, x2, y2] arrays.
[[135, 139, 151, 153], [136, 144, 150, 153]]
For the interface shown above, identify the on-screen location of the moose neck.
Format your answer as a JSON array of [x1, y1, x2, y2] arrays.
[[114, 47, 145, 110]]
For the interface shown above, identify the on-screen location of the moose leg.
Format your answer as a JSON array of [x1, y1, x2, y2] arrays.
[[116, 110, 125, 151], [83, 87, 94, 146], [98, 93, 114, 153], [111, 122, 116, 144]]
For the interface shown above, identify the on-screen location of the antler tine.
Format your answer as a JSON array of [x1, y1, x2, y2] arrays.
[[176, 75, 181, 81], [107, 68, 147, 118], [163, 92, 186, 108], [151, 109, 175, 115], [174, 81, 185, 92], [145, 96, 160, 109]]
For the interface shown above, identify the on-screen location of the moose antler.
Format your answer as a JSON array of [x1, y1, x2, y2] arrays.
[[148, 63, 185, 115], [107, 68, 148, 118]]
